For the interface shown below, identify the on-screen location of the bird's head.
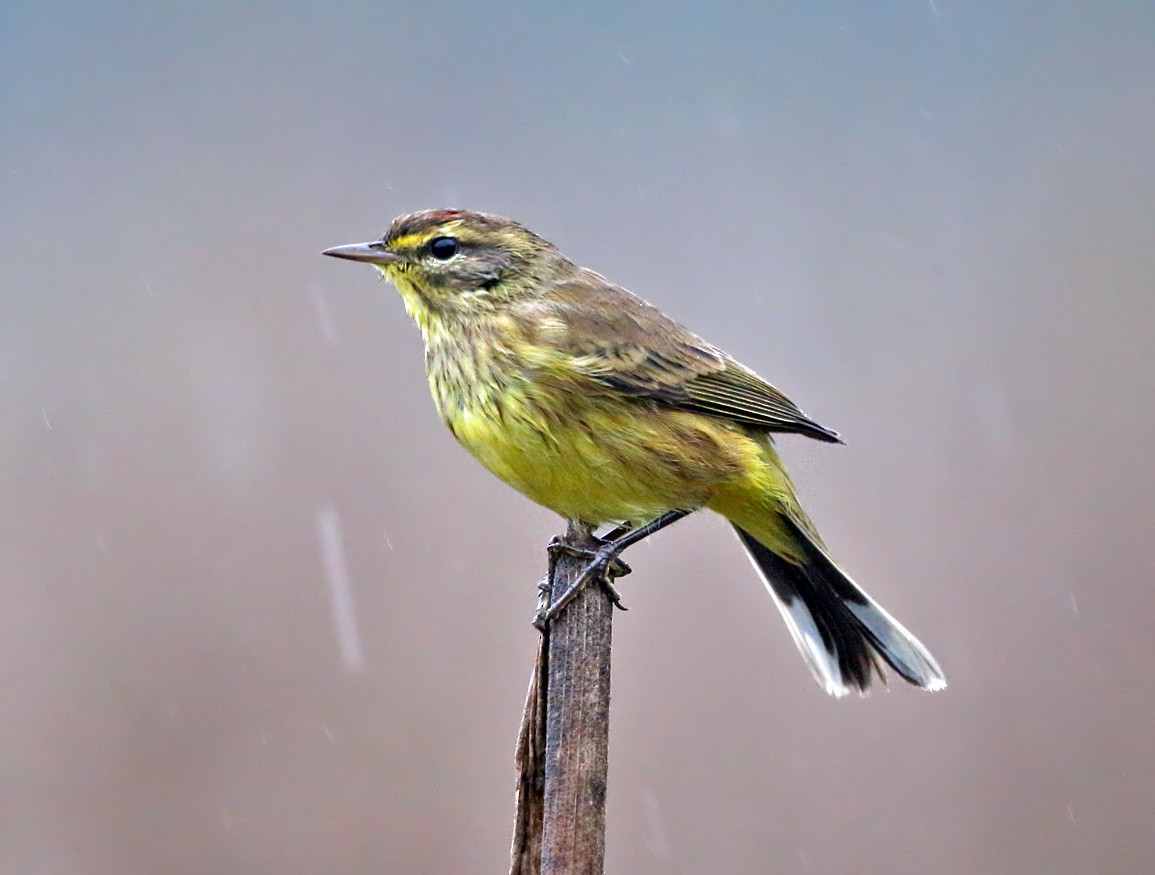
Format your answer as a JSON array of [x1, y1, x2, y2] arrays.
[[324, 210, 573, 323]]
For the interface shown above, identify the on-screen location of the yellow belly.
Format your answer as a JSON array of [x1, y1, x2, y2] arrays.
[[442, 386, 760, 526]]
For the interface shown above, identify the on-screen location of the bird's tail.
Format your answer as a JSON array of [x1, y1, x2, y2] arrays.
[[731, 512, 946, 697]]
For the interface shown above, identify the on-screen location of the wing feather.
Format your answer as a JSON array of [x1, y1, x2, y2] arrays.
[[536, 274, 842, 443]]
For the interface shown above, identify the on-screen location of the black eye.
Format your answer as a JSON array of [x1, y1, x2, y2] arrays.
[[429, 236, 458, 260]]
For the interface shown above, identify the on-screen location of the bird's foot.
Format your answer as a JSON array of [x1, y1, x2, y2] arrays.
[[533, 535, 632, 630]]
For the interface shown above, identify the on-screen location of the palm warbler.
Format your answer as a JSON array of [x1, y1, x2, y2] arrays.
[[323, 209, 945, 696]]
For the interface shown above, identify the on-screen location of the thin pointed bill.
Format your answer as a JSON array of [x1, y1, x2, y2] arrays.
[[321, 241, 400, 265]]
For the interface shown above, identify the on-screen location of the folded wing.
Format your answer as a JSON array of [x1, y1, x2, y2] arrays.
[[541, 275, 842, 443]]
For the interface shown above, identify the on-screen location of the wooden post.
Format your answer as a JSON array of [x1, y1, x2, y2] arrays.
[[511, 523, 614, 875]]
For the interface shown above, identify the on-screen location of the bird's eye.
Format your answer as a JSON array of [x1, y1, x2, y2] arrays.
[[429, 236, 458, 260]]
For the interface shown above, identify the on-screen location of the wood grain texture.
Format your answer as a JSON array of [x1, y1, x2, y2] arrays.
[[511, 523, 614, 875]]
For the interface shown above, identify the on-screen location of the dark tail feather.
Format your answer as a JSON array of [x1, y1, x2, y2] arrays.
[[733, 523, 946, 697]]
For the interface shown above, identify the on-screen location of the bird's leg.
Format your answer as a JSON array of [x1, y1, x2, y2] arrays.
[[604, 509, 692, 551], [535, 510, 692, 627], [599, 523, 632, 541]]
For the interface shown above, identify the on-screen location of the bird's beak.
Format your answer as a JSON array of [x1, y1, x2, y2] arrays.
[[321, 241, 400, 265]]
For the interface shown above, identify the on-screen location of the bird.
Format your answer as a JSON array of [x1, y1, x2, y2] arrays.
[[323, 209, 945, 697]]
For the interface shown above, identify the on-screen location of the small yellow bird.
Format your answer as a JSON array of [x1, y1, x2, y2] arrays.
[[324, 209, 945, 696]]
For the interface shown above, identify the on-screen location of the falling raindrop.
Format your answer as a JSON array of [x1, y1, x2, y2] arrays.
[[640, 788, 670, 859], [309, 283, 339, 346], [317, 506, 365, 671]]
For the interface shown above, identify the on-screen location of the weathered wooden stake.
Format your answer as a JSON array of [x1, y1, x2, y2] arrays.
[[510, 523, 614, 875]]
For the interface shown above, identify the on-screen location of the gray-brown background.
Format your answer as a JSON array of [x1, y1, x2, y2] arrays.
[[3, 2, 1153, 873]]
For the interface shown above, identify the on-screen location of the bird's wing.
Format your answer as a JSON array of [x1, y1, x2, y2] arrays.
[[536, 275, 842, 443]]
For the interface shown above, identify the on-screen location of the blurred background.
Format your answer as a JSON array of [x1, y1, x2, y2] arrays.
[[3, 2, 1154, 872]]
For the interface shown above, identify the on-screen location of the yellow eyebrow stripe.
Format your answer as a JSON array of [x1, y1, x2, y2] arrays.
[[388, 233, 430, 251], [390, 222, 483, 253]]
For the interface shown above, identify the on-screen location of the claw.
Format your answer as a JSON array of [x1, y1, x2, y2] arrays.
[[533, 575, 552, 631], [532, 608, 549, 632], [600, 577, 628, 612]]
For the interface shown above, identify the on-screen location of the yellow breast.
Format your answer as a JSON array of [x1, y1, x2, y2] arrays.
[[415, 306, 756, 526], [437, 376, 754, 526]]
